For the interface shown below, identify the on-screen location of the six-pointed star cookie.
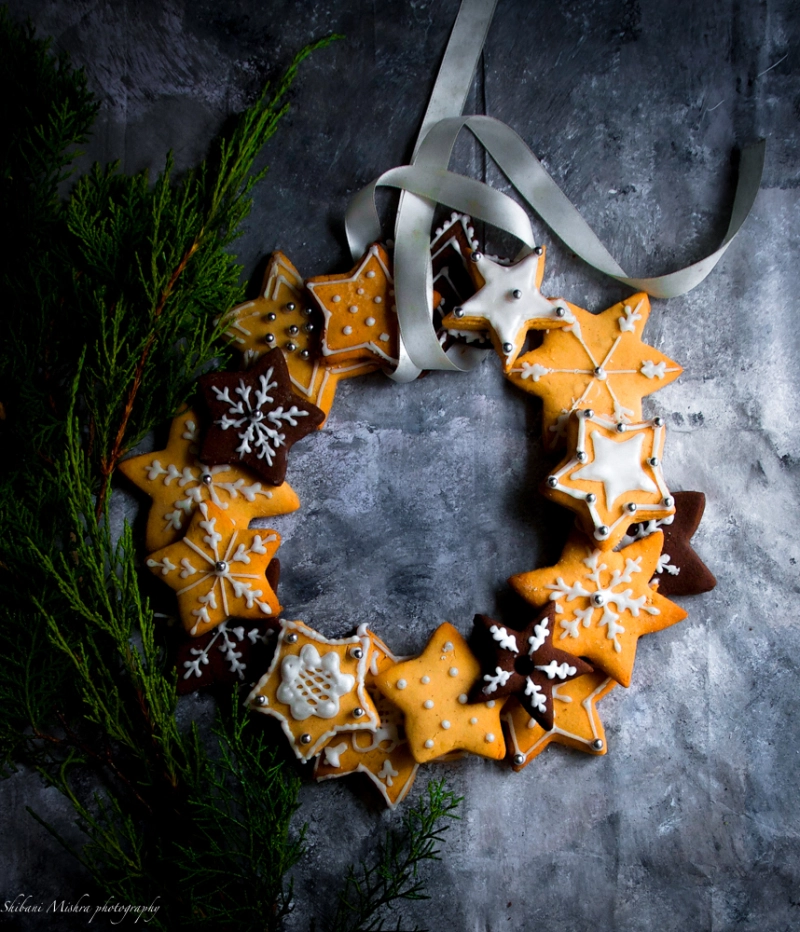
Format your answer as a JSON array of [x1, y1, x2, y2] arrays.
[[118, 408, 300, 552], [506, 294, 682, 448], [441, 247, 568, 369], [247, 620, 379, 761], [373, 622, 506, 764], [618, 490, 717, 597], [468, 606, 593, 731], [197, 349, 325, 486], [509, 531, 687, 687], [146, 502, 281, 637], [504, 671, 617, 770], [306, 244, 400, 367], [314, 632, 420, 808], [543, 410, 675, 550]]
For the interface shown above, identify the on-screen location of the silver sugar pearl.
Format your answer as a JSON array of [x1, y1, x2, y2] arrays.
[[554, 306, 566, 318], [664, 495, 675, 508], [303, 322, 315, 333], [285, 632, 298, 644], [299, 349, 310, 360], [511, 289, 523, 300], [285, 302, 296, 312], [300, 733, 312, 745], [597, 525, 610, 538], [254, 695, 267, 707], [592, 738, 604, 751], [287, 324, 299, 335], [266, 312, 277, 322], [353, 707, 365, 718], [653, 416, 665, 427], [534, 246, 544, 256], [577, 451, 588, 463], [453, 306, 465, 319], [502, 342, 514, 354], [302, 306, 313, 317], [616, 422, 627, 433], [350, 647, 364, 659], [583, 408, 594, 419], [592, 593, 605, 606], [264, 333, 275, 344], [201, 473, 213, 485], [470, 251, 483, 262], [625, 502, 638, 514], [585, 493, 597, 504], [285, 341, 297, 352], [214, 560, 228, 574], [513, 753, 525, 766], [546, 476, 559, 488], [649, 456, 660, 467]]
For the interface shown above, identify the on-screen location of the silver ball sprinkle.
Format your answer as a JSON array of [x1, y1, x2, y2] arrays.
[[264, 333, 275, 344], [285, 341, 297, 352], [287, 324, 300, 336], [353, 707, 365, 718], [285, 632, 298, 644], [594, 366, 604, 377], [592, 593, 605, 606], [300, 733, 312, 745], [470, 251, 483, 262], [583, 408, 594, 419], [266, 312, 277, 322], [585, 493, 597, 504], [554, 305, 566, 318], [534, 246, 544, 256], [653, 416, 665, 427], [254, 695, 267, 707], [511, 289, 523, 300], [502, 342, 514, 354], [513, 753, 525, 766], [616, 422, 627, 433], [285, 302, 296, 312], [664, 495, 675, 508], [649, 456, 660, 467], [214, 560, 228, 575], [299, 349, 310, 360], [596, 525, 610, 538], [350, 647, 364, 659], [591, 738, 604, 751], [303, 322, 315, 334], [453, 306, 465, 319], [302, 306, 313, 317], [577, 451, 588, 463], [201, 473, 213, 485], [625, 502, 638, 514], [546, 476, 559, 488]]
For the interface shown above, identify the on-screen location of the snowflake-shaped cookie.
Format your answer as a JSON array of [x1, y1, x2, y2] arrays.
[[440, 247, 569, 369], [247, 620, 379, 761], [504, 672, 617, 770], [118, 408, 300, 551], [509, 531, 687, 686], [543, 409, 675, 550], [146, 502, 281, 637], [198, 349, 325, 486], [506, 294, 682, 449]]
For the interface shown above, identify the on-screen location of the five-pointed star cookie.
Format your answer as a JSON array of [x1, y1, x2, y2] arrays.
[[509, 531, 687, 687], [506, 294, 683, 449], [221, 252, 379, 423], [118, 408, 300, 552], [618, 490, 717, 596], [146, 502, 281, 637], [468, 606, 593, 731], [306, 244, 400, 367], [504, 671, 617, 770], [440, 247, 569, 369], [197, 349, 325, 486], [543, 409, 675, 550], [247, 620, 380, 761], [314, 632, 420, 808], [373, 622, 506, 764]]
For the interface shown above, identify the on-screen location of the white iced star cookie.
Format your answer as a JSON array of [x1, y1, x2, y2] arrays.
[[440, 247, 570, 369]]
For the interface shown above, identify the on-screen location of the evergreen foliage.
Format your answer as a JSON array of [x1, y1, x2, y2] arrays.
[[0, 10, 460, 930]]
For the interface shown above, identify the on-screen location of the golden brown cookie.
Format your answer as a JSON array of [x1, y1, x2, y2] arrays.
[[509, 530, 687, 687], [542, 410, 675, 550], [146, 502, 281, 637], [306, 244, 399, 367], [504, 672, 617, 769], [373, 622, 506, 764], [118, 408, 300, 552], [506, 294, 682, 449], [247, 620, 379, 761]]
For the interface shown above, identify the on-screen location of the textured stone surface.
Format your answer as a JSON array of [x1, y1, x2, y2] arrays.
[[3, 1, 799, 929]]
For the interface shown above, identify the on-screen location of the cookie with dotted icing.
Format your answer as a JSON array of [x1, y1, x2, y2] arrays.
[[440, 247, 568, 370], [146, 501, 281, 637], [314, 632, 420, 808], [118, 408, 300, 552], [542, 409, 676, 551], [197, 349, 325, 486], [505, 294, 682, 450], [509, 530, 687, 687], [468, 606, 593, 731], [618, 490, 717, 597], [306, 244, 400, 367], [504, 671, 617, 769], [373, 622, 506, 764], [247, 620, 379, 761]]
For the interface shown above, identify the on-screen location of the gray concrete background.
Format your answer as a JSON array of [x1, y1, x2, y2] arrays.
[[2, 1, 799, 930]]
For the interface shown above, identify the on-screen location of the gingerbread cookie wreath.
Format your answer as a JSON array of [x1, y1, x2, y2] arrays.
[[121, 213, 715, 806]]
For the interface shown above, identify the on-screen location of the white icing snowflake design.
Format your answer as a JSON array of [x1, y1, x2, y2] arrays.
[[546, 550, 660, 652], [277, 644, 355, 720], [212, 367, 311, 465], [182, 621, 266, 680]]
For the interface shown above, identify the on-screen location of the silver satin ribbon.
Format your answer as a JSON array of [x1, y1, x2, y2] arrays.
[[345, 0, 765, 378]]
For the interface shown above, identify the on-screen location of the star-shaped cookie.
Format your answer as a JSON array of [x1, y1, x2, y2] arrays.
[[504, 672, 617, 770], [440, 248, 569, 369], [373, 622, 506, 764], [221, 252, 379, 423], [197, 349, 325, 486], [247, 620, 379, 761], [118, 408, 300, 552], [509, 531, 687, 687], [618, 490, 717, 596], [306, 244, 400, 367], [146, 502, 281, 636], [506, 294, 682, 449], [314, 632, 419, 808], [468, 606, 593, 730], [543, 410, 675, 550]]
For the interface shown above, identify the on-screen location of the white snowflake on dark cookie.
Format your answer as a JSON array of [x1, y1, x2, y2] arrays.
[[468, 605, 593, 731], [197, 349, 325, 486]]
